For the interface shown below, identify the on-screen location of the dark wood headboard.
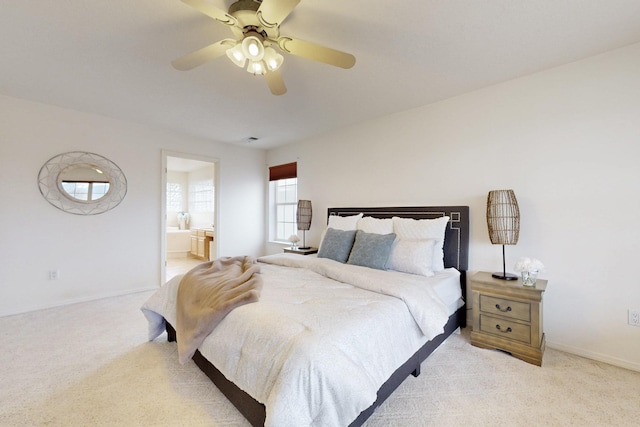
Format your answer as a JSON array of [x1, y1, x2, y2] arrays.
[[327, 206, 469, 272]]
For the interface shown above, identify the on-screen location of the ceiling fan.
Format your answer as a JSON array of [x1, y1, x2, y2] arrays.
[[172, 0, 356, 95]]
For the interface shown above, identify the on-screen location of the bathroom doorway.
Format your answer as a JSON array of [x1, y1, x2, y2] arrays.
[[161, 151, 219, 284]]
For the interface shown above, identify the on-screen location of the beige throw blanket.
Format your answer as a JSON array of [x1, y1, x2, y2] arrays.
[[176, 256, 262, 364]]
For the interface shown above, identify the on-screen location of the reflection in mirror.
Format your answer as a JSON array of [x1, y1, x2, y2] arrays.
[[38, 152, 127, 215], [59, 164, 111, 202]]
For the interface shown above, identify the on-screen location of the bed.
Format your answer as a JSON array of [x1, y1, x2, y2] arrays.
[[142, 206, 469, 426]]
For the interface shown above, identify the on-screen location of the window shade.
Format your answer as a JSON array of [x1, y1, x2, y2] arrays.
[[269, 162, 297, 181]]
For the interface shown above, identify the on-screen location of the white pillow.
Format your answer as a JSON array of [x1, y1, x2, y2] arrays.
[[388, 239, 437, 276], [357, 216, 393, 234], [392, 216, 449, 272], [327, 213, 363, 230]]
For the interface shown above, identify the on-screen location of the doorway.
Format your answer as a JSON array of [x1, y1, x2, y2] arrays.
[[162, 151, 219, 284]]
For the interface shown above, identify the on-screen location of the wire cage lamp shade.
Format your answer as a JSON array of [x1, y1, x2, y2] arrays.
[[486, 189, 520, 280], [296, 200, 312, 249]]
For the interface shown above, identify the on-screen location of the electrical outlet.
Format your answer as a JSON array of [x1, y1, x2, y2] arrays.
[[49, 270, 59, 280], [629, 309, 640, 327]]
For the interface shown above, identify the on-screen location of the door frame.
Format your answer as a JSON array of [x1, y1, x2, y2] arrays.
[[161, 150, 220, 285]]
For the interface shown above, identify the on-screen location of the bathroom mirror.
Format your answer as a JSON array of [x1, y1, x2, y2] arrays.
[[38, 152, 127, 215]]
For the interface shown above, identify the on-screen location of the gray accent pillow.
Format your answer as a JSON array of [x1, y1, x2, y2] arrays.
[[317, 228, 357, 263], [347, 230, 397, 270]]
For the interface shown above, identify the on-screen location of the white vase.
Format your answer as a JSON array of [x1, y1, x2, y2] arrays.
[[521, 270, 539, 287]]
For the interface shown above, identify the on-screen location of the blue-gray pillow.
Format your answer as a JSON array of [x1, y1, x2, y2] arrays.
[[317, 228, 357, 263], [347, 230, 397, 270]]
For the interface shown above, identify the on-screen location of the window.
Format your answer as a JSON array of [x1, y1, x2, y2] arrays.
[[189, 179, 214, 213], [269, 162, 297, 242], [273, 178, 297, 241], [166, 182, 183, 212]]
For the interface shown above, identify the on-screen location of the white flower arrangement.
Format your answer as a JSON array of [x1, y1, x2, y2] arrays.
[[288, 234, 300, 250], [514, 257, 544, 273], [177, 211, 190, 223], [176, 212, 190, 230], [288, 235, 300, 243]]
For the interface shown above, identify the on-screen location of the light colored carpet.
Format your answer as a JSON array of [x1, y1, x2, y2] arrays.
[[1, 290, 639, 427]]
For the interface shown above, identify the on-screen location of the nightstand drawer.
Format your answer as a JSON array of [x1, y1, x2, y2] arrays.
[[480, 295, 531, 322], [479, 314, 531, 344]]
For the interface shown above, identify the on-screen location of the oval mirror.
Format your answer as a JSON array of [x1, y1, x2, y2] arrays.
[[58, 164, 112, 202], [38, 152, 127, 215]]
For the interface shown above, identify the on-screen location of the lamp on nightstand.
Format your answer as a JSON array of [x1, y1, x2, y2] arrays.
[[296, 200, 312, 249], [486, 189, 520, 280]]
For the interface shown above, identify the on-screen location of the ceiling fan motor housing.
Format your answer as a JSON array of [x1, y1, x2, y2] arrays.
[[229, 1, 280, 42], [229, 0, 261, 15]]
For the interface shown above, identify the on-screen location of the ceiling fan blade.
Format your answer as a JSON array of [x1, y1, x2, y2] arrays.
[[264, 70, 287, 95], [257, 0, 300, 27], [277, 37, 356, 69], [181, 0, 238, 27], [172, 39, 235, 71]]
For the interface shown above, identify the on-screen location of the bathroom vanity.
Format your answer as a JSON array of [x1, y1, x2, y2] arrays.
[[190, 228, 215, 260]]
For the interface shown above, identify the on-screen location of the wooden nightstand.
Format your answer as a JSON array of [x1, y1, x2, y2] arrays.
[[283, 247, 318, 255], [470, 271, 547, 366]]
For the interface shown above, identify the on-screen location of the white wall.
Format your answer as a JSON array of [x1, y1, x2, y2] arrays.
[[0, 94, 266, 315], [267, 43, 640, 371]]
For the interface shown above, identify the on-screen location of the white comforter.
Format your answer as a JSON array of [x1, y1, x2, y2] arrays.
[[142, 254, 457, 427]]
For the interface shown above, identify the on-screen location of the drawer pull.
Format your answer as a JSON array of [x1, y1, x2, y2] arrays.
[[496, 324, 512, 333], [495, 303, 512, 313]]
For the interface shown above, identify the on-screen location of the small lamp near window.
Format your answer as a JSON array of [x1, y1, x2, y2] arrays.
[[486, 189, 520, 280], [296, 200, 312, 249]]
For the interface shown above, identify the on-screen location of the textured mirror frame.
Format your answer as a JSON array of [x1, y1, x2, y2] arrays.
[[38, 152, 127, 215]]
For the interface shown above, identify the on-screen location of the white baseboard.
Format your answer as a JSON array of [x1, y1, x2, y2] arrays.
[[546, 340, 640, 373], [0, 286, 159, 317]]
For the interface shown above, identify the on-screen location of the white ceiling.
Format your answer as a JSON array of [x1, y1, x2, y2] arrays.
[[2, 1, 640, 150]]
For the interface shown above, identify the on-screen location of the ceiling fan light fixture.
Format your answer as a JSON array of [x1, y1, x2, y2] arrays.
[[242, 35, 265, 61], [247, 60, 266, 75], [226, 43, 246, 68], [263, 47, 283, 71]]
